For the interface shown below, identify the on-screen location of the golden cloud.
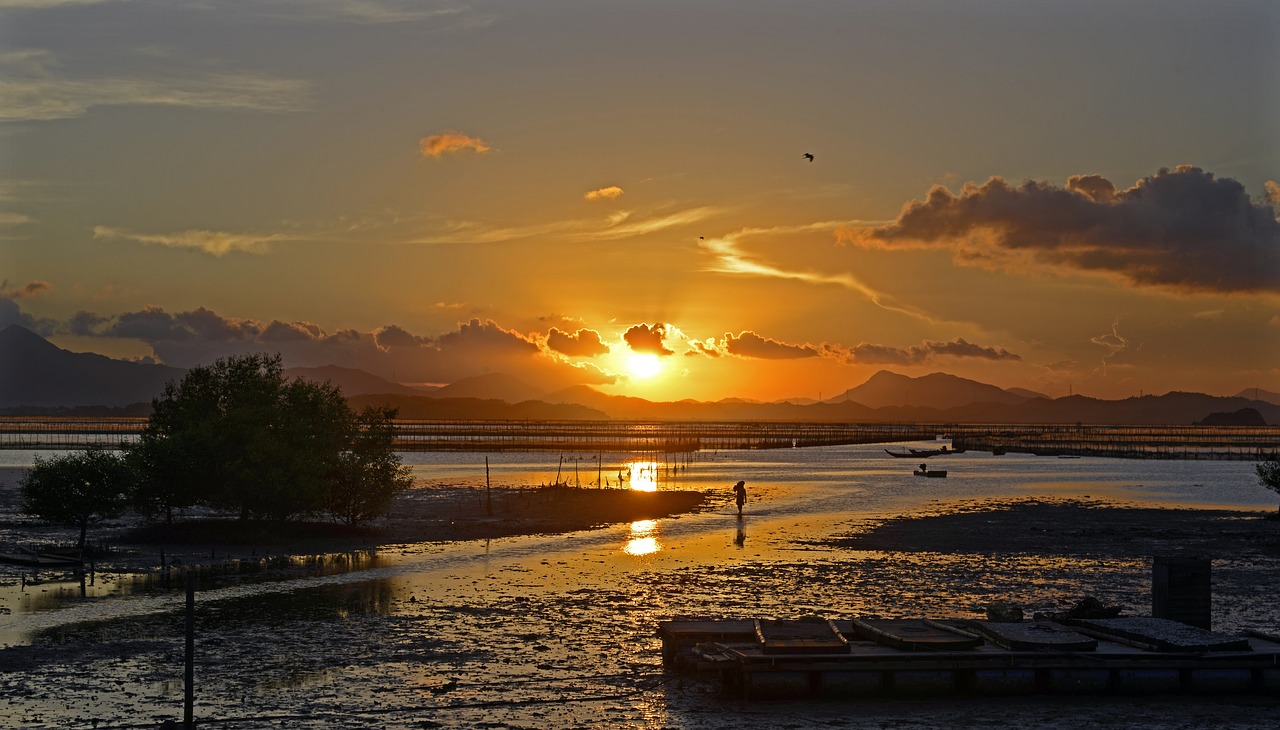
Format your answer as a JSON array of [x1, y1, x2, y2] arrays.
[[419, 131, 492, 158], [584, 185, 624, 201]]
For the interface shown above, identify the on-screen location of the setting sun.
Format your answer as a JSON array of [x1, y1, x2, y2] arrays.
[[628, 353, 662, 379]]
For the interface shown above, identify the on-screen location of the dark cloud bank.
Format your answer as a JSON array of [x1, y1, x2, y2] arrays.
[[844, 166, 1280, 294]]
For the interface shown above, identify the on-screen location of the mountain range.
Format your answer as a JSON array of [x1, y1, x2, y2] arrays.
[[2, 324, 1277, 425]]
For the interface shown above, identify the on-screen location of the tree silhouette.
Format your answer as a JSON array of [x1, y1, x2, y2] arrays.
[[1257, 460, 1280, 513], [21, 446, 131, 550]]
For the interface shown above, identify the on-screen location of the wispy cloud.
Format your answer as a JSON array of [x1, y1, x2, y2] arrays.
[[93, 225, 300, 256], [419, 131, 492, 158], [0, 279, 51, 298], [840, 166, 1280, 294], [414, 206, 720, 245], [0, 212, 34, 225], [699, 224, 938, 324], [0, 50, 311, 121]]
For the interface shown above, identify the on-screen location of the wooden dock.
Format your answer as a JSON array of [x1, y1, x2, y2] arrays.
[[658, 617, 1280, 699]]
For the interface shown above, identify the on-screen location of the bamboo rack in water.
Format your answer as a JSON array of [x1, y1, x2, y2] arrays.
[[0, 417, 1275, 459]]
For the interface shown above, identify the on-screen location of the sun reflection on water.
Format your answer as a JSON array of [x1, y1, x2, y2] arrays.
[[625, 461, 660, 491], [623, 519, 660, 556]]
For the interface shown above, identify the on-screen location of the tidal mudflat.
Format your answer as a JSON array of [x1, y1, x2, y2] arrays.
[[2, 445, 1278, 728]]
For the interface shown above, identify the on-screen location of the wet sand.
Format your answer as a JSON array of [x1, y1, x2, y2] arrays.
[[3, 484, 1280, 728]]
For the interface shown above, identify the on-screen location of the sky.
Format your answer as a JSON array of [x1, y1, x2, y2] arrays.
[[1, 0, 1278, 403]]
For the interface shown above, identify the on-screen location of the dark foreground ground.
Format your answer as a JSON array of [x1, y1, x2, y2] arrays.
[[3, 494, 1279, 729]]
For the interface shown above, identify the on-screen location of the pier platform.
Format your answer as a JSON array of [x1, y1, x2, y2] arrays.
[[657, 617, 1280, 700]]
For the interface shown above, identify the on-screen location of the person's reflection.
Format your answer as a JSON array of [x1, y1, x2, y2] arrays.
[[734, 516, 746, 548]]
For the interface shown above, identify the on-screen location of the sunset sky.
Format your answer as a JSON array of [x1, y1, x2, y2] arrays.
[[2, 0, 1277, 403]]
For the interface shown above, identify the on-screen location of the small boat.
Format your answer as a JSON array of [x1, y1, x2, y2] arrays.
[[884, 449, 916, 458], [913, 469, 947, 478], [909, 447, 949, 457]]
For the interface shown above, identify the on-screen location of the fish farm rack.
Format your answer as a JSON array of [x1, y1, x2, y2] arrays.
[[0, 417, 1275, 459]]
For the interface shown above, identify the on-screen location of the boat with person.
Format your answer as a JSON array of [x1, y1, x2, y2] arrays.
[[913, 466, 947, 478]]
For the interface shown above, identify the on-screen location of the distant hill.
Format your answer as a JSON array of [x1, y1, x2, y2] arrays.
[[284, 365, 429, 397], [3, 326, 1277, 426], [829, 370, 1040, 409], [428, 373, 548, 403], [1194, 408, 1269, 427], [347, 393, 607, 420], [0, 325, 184, 409], [1234, 388, 1280, 406]]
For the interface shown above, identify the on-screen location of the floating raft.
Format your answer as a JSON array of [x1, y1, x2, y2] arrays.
[[755, 619, 848, 655], [657, 617, 1280, 699], [847, 618, 982, 651]]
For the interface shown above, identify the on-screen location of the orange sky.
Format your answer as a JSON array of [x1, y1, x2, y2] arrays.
[[2, 1, 1277, 402]]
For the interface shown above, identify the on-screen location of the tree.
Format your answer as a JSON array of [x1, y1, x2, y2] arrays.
[[326, 406, 414, 526], [1257, 460, 1280, 513], [20, 446, 131, 550], [130, 353, 411, 523]]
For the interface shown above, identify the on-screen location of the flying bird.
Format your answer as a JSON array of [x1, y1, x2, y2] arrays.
[[802, 153, 814, 162]]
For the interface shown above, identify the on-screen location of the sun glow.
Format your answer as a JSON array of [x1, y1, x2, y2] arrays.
[[628, 353, 662, 379]]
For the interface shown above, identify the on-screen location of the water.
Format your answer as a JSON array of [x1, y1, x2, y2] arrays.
[[1, 443, 1275, 728]]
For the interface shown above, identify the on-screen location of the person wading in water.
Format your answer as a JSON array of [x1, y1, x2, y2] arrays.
[[732, 480, 747, 515]]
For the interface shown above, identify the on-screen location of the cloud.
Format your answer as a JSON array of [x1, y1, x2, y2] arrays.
[[839, 166, 1280, 294], [546, 327, 610, 357], [700, 225, 941, 325], [68, 310, 107, 335], [0, 51, 311, 121], [414, 206, 720, 246], [723, 331, 818, 360], [847, 338, 1021, 366], [94, 225, 297, 256], [1266, 181, 1280, 205], [0, 296, 56, 334], [1091, 317, 1128, 357], [60, 305, 610, 390], [584, 186, 624, 202], [0, 212, 34, 225], [0, 279, 50, 298], [419, 131, 492, 158], [623, 323, 673, 356], [374, 324, 425, 349]]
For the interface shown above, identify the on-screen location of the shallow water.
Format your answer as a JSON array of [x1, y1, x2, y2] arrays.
[[1, 443, 1276, 728]]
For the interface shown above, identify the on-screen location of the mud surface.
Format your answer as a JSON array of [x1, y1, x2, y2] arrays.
[[3, 463, 1280, 728]]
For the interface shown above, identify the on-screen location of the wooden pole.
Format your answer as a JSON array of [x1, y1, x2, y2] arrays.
[[184, 570, 195, 729], [485, 457, 492, 516]]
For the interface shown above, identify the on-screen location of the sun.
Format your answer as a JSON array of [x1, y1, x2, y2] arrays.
[[628, 353, 662, 379]]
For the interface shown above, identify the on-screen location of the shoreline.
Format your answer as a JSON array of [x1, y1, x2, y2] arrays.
[[3, 485, 714, 574]]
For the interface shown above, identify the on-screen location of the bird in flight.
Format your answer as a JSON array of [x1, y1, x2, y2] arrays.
[[802, 153, 814, 162]]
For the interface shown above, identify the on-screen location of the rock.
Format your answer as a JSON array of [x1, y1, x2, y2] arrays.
[[986, 601, 1023, 622]]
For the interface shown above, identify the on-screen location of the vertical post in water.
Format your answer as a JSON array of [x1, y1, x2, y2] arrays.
[[485, 456, 492, 516], [184, 570, 195, 729]]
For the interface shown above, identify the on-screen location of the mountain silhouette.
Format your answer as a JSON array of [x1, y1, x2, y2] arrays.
[[0, 325, 185, 408], [2, 327, 1274, 425], [829, 370, 1041, 409], [284, 365, 432, 397]]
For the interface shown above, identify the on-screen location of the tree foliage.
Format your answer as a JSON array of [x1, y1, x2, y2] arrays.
[[129, 353, 410, 524], [20, 446, 131, 549], [1258, 460, 1280, 512], [326, 406, 415, 526]]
